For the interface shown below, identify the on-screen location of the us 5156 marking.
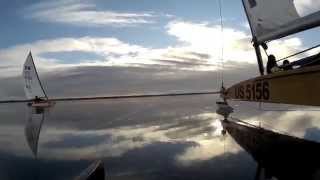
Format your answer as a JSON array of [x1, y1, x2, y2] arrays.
[[234, 81, 269, 101]]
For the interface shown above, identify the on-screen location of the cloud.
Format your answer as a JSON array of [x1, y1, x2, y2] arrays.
[[294, 0, 320, 16], [166, 21, 307, 66], [166, 21, 254, 63], [24, 0, 155, 27], [0, 37, 148, 77], [0, 35, 218, 78], [0, 20, 310, 78]]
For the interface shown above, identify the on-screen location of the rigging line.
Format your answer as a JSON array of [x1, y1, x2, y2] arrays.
[[29, 52, 48, 100], [0, 91, 221, 104], [262, 47, 269, 57], [218, 0, 225, 85], [276, 43, 320, 62]]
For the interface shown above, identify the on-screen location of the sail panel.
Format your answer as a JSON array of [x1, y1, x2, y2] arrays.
[[258, 11, 320, 42], [22, 53, 46, 100], [242, 0, 320, 43]]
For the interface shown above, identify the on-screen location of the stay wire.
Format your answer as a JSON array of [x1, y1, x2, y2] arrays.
[[218, 0, 224, 86], [276, 43, 320, 62]]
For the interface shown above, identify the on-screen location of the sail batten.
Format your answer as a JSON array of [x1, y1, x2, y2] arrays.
[[242, 0, 320, 43]]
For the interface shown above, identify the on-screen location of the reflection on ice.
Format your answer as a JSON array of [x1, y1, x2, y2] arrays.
[[74, 160, 105, 180], [222, 118, 320, 180], [1, 96, 320, 179], [25, 106, 47, 157]]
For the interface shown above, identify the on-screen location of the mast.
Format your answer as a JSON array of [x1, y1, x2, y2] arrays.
[[241, 0, 264, 75], [29, 52, 49, 100], [253, 38, 264, 75]]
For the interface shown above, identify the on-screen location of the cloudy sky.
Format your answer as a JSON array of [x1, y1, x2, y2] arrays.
[[0, 0, 320, 99]]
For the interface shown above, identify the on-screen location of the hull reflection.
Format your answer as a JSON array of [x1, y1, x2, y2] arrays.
[[222, 119, 320, 180]]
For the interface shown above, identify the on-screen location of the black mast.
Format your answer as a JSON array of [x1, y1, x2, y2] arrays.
[[253, 38, 264, 75]]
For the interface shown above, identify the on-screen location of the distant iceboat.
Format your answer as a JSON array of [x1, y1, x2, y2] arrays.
[[23, 52, 53, 107]]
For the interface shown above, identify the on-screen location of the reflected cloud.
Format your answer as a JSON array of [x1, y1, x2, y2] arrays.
[[175, 119, 241, 166], [237, 110, 320, 140], [1, 97, 320, 179]]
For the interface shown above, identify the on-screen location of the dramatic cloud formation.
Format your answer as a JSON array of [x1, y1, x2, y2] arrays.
[[24, 0, 156, 27], [0, 20, 308, 78]]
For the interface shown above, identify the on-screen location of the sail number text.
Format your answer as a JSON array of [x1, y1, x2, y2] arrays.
[[234, 81, 270, 101]]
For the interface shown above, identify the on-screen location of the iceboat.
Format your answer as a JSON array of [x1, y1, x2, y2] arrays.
[[224, 0, 320, 107], [23, 52, 54, 107]]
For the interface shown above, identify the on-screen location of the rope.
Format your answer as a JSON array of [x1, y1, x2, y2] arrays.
[[262, 47, 269, 57], [277, 43, 320, 62]]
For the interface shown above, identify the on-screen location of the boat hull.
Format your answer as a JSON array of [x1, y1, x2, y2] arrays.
[[28, 101, 54, 108], [225, 65, 320, 106]]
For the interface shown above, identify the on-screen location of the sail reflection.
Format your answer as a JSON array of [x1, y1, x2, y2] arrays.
[[74, 160, 105, 180], [24, 106, 47, 157]]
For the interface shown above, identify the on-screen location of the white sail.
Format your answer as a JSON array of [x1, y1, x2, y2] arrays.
[[242, 0, 320, 43], [25, 109, 45, 157], [23, 52, 47, 100]]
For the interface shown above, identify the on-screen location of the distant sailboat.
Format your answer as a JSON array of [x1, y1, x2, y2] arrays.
[[23, 52, 53, 107], [223, 0, 320, 106]]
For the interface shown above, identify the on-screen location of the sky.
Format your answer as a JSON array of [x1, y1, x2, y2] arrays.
[[0, 0, 320, 98]]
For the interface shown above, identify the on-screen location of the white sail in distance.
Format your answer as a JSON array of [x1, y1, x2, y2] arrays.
[[22, 52, 47, 100], [242, 0, 320, 43]]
